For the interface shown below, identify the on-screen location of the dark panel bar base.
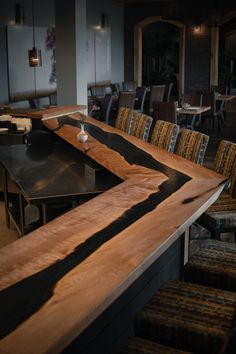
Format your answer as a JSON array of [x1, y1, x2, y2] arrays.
[[63, 236, 184, 354]]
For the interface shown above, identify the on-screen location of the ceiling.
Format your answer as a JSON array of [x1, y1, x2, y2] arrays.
[[113, 0, 174, 2]]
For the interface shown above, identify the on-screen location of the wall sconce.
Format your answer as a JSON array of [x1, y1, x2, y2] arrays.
[[28, 0, 42, 67], [193, 23, 202, 34], [101, 13, 109, 30]]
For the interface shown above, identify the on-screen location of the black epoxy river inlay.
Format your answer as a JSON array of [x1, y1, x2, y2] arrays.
[[0, 117, 191, 339]]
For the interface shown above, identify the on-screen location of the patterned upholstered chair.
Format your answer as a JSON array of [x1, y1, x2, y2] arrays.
[[115, 107, 134, 134], [134, 279, 236, 354], [117, 336, 191, 354], [176, 128, 209, 165], [150, 120, 179, 152], [196, 140, 236, 240], [130, 112, 153, 142]]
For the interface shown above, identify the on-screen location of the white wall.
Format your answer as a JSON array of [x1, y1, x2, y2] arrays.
[[0, 0, 55, 104], [86, 0, 124, 86], [0, 0, 124, 105]]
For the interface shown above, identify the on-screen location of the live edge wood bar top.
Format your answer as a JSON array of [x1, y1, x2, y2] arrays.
[[0, 109, 227, 354]]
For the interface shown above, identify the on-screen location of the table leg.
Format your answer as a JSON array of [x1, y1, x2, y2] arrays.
[[3, 168, 10, 228], [184, 227, 190, 265], [42, 203, 47, 224], [188, 114, 197, 130], [71, 200, 77, 209], [18, 193, 25, 236]]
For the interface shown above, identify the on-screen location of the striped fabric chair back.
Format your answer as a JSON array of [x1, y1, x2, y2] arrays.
[[115, 107, 134, 133], [176, 128, 209, 165], [213, 140, 236, 198], [150, 120, 179, 152], [130, 112, 153, 142]]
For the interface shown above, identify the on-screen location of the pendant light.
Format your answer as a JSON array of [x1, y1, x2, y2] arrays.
[[28, 0, 42, 67]]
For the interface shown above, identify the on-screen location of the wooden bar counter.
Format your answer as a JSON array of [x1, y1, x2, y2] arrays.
[[0, 109, 227, 354]]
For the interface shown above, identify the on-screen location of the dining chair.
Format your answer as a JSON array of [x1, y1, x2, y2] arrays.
[[130, 112, 153, 141], [163, 81, 173, 102], [122, 80, 137, 91], [198, 91, 224, 129], [115, 107, 134, 133], [149, 85, 166, 114], [134, 279, 236, 354], [152, 101, 177, 124], [178, 92, 203, 128], [90, 86, 107, 97], [183, 92, 202, 107], [134, 86, 147, 113], [150, 120, 179, 152], [176, 128, 209, 165], [110, 83, 120, 96], [91, 93, 113, 124], [117, 91, 136, 110]]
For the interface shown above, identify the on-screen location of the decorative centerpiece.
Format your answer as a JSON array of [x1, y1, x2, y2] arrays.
[[77, 114, 88, 142]]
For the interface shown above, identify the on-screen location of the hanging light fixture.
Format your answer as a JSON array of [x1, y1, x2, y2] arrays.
[[28, 0, 42, 67]]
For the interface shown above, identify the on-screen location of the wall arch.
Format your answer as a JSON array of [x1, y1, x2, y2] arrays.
[[134, 16, 185, 95]]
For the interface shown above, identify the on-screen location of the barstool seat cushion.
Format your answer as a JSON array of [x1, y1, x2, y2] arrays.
[[117, 337, 192, 354], [134, 280, 236, 354], [184, 239, 236, 292], [197, 192, 236, 230]]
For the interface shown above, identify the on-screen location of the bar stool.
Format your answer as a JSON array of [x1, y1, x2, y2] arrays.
[[184, 239, 236, 292], [196, 140, 236, 240], [117, 336, 191, 354], [134, 279, 236, 354]]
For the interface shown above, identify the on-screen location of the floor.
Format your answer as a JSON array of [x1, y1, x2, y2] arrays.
[[0, 109, 235, 251], [0, 200, 19, 248]]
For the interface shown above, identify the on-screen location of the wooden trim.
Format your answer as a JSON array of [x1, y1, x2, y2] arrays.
[[210, 26, 219, 88], [179, 25, 185, 96], [134, 26, 142, 86]]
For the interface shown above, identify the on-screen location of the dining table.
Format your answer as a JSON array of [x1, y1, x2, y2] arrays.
[[176, 105, 211, 129], [0, 107, 228, 354]]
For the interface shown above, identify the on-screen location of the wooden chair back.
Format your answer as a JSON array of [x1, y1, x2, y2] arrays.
[[118, 91, 136, 110]]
